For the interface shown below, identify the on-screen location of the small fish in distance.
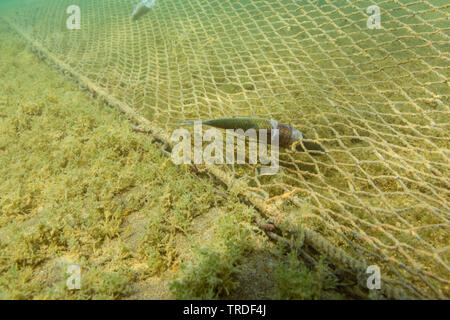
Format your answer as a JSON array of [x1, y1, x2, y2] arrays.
[[131, 0, 156, 21], [177, 117, 325, 153]]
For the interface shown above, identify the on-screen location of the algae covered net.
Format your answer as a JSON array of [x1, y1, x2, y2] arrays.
[[1, 0, 448, 299]]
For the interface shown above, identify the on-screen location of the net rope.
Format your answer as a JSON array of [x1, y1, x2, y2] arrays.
[[1, 0, 448, 299]]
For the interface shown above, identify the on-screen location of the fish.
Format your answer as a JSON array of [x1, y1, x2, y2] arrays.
[[131, 0, 156, 21], [177, 117, 325, 153]]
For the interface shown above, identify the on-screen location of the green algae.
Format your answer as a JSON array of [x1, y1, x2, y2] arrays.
[[0, 21, 345, 300]]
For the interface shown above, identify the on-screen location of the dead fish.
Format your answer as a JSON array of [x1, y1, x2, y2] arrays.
[[177, 117, 325, 153], [131, 0, 156, 21]]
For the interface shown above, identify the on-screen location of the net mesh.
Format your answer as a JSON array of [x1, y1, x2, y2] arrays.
[[1, 0, 448, 299]]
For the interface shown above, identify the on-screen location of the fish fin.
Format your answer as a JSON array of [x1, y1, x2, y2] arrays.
[[175, 120, 195, 125], [295, 139, 327, 154]]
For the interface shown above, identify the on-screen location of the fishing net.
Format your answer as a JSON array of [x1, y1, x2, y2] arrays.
[[1, 0, 448, 299]]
